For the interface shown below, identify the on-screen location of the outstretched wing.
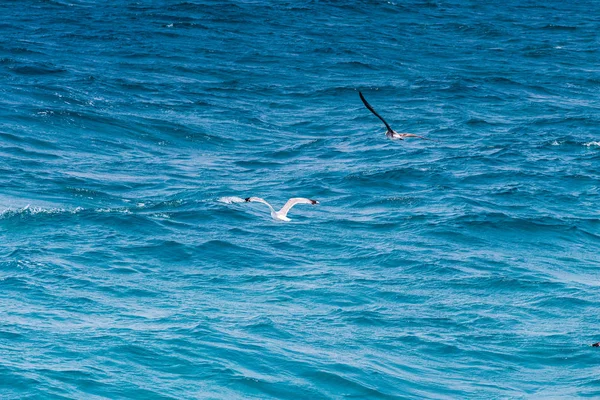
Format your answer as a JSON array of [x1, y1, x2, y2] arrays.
[[279, 198, 316, 217], [246, 197, 275, 213], [359, 91, 393, 132], [399, 133, 434, 141]]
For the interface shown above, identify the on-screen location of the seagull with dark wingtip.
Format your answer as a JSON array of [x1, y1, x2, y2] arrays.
[[245, 197, 319, 221], [359, 91, 432, 141]]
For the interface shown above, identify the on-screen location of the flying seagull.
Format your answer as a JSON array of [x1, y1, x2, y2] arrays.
[[245, 197, 318, 221], [359, 91, 432, 141]]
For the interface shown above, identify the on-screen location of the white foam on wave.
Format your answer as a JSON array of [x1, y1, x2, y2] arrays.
[[219, 196, 246, 204], [1, 197, 205, 221], [584, 141, 600, 147], [97, 207, 132, 214], [0, 198, 193, 220], [0, 205, 84, 219]]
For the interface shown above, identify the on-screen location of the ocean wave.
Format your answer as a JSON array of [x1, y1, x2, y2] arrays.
[[0, 200, 190, 221], [9, 63, 67, 76], [542, 24, 577, 31], [219, 196, 246, 204], [0, 205, 83, 219]]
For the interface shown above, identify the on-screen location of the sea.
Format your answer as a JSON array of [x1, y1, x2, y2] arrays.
[[1, 0, 599, 398]]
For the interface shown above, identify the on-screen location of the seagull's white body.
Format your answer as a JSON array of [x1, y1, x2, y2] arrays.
[[245, 197, 318, 221]]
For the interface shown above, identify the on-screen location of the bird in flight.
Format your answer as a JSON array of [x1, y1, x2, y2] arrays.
[[245, 197, 319, 221], [359, 91, 432, 141]]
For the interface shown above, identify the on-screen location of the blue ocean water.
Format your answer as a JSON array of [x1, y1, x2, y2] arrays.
[[1, 0, 599, 398]]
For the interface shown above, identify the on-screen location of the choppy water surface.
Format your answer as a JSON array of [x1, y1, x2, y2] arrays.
[[1, 1, 599, 398]]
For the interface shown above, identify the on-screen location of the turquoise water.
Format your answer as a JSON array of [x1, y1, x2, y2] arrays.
[[1, 1, 600, 398]]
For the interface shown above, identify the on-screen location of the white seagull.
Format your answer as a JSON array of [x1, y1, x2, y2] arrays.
[[245, 197, 319, 221], [359, 91, 432, 141]]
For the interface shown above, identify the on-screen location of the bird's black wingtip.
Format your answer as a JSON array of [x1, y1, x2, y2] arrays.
[[358, 91, 369, 106]]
